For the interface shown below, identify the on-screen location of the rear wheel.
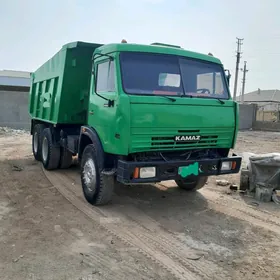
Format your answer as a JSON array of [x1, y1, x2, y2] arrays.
[[32, 124, 45, 161], [81, 144, 114, 205], [175, 176, 208, 191], [59, 147, 73, 169], [41, 128, 61, 170]]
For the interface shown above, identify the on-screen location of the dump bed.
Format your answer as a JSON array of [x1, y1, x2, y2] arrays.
[[29, 41, 102, 124]]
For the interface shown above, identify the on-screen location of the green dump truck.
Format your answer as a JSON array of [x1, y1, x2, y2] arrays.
[[29, 41, 241, 205]]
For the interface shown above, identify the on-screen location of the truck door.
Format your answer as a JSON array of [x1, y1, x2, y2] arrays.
[[88, 59, 118, 150]]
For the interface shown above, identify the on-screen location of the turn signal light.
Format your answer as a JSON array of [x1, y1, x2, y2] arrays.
[[133, 167, 156, 179], [133, 167, 139, 179]]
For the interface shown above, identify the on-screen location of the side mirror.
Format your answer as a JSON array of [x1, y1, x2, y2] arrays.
[[224, 69, 231, 86]]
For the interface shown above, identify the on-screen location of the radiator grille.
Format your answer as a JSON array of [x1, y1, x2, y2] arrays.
[[151, 135, 218, 148], [130, 128, 233, 152]]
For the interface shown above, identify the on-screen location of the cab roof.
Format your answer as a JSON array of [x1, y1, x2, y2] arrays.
[[62, 41, 222, 65], [98, 43, 222, 64]]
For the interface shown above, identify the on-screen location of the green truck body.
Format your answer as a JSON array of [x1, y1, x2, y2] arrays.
[[29, 41, 241, 205], [29, 42, 102, 125]]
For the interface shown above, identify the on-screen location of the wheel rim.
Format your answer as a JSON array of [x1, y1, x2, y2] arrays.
[[83, 159, 96, 192], [33, 132, 39, 154], [42, 137, 48, 162]]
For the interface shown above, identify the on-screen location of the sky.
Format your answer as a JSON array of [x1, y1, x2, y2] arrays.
[[0, 0, 279, 94]]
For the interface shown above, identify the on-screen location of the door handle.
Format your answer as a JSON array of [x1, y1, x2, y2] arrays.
[[89, 111, 94, 115], [104, 100, 115, 107]]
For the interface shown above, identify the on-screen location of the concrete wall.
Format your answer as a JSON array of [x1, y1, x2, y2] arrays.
[[239, 103, 256, 130], [256, 110, 279, 122], [253, 121, 280, 132], [0, 90, 30, 130]]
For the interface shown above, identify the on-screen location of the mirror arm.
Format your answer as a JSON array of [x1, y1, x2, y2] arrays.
[[224, 69, 231, 86], [92, 53, 114, 61]]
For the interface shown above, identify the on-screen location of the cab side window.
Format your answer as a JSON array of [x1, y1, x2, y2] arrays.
[[96, 60, 116, 93]]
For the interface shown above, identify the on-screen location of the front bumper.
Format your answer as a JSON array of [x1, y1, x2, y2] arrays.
[[117, 156, 242, 184]]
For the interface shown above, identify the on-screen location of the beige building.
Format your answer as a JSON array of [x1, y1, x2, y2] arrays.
[[237, 89, 280, 122]]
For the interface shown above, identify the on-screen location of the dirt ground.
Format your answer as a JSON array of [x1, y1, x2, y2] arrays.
[[1, 128, 280, 280]]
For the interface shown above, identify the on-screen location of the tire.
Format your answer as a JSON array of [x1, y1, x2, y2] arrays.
[[239, 169, 249, 191], [41, 128, 61, 170], [59, 147, 73, 169], [32, 124, 45, 161], [81, 144, 114, 206], [175, 176, 208, 191]]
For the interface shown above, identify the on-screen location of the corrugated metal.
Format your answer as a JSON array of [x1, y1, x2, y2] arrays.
[[0, 76, 30, 87], [0, 70, 31, 78]]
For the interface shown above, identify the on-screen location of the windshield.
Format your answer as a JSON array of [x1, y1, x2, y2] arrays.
[[120, 52, 229, 99]]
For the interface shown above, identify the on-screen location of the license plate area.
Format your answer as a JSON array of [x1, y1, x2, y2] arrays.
[[178, 161, 219, 178], [178, 162, 199, 178]]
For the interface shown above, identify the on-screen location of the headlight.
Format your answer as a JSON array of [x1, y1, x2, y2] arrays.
[[139, 167, 156, 178], [221, 161, 232, 171]]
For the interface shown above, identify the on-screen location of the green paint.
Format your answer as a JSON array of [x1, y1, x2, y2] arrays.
[[40, 92, 51, 108], [29, 41, 237, 156], [29, 42, 102, 124], [178, 162, 199, 178]]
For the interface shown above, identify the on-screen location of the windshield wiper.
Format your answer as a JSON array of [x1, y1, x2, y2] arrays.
[[180, 94, 225, 104], [216, 98, 225, 104], [160, 96, 176, 102]]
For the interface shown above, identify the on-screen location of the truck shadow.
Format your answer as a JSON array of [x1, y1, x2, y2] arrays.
[[49, 163, 280, 259], [114, 181, 211, 230], [113, 181, 250, 261], [114, 181, 208, 213], [68, 163, 218, 236], [42, 163, 266, 264], [68, 164, 247, 244]]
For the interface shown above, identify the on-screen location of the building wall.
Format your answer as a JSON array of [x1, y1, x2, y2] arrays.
[[238, 103, 256, 130], [253, 121, 280, 132], [256, 110, 279, 122], [0, 90, 30, 130]]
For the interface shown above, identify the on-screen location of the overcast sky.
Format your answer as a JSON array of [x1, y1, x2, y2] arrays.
[[0, 0, 279, 94]]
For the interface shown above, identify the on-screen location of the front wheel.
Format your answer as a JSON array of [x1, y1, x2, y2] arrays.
[[175, 176, 208, 191], [81, 144, 114, 206]]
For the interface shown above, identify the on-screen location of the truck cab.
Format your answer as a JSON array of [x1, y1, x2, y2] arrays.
[[29, 41, 241, 206]]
